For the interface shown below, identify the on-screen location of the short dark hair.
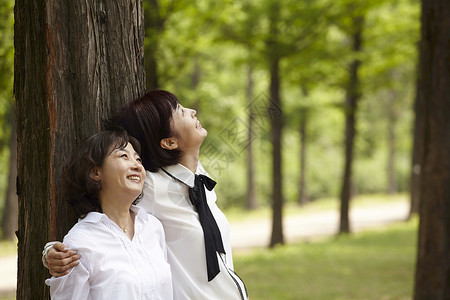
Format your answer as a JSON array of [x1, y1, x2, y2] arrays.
[[110, 90, 182, 172], [62, 129, 141, 219]]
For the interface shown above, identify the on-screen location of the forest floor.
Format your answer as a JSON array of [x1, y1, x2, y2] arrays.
[[0, 196, 409, 298]]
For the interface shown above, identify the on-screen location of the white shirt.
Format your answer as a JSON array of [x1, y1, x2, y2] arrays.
[[45, 205, 173, 300], [140, 162, 248, 300]]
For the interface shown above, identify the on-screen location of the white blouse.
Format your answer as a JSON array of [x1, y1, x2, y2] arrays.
[[45, 205, 173, 300], [139, 162, 248, 300]]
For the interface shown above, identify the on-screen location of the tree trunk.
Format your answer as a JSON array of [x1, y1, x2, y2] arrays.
[[246, 63, 258, 210], [144, 0, 166, 90], [387, 89, 398, 194], [409, 71, 421, 218], [1, 114, 18, 241], [269, 56, 284, 247], [339, 15, 364, 234], [14, 1, 145, 298], [413, 0, 450, 298], [298, 109, 308, 205], [191, 54, 201, 109]]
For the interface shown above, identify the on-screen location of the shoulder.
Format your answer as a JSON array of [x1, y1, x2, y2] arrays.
[[62, 223, 94, 250], [62, 212, 106, 249], [144, 169, 169, 189], [135, 206, 163, 231]]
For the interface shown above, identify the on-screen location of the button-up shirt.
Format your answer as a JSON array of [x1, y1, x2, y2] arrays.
[[45, 205, 173, 300], [139, 162, 248, 300]]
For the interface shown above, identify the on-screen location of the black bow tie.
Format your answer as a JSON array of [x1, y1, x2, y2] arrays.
[[189, 174, 225, 282]]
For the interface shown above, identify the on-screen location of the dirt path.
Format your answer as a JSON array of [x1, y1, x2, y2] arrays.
[[230, 200, 409, 250], [0, 199, 410, 296]]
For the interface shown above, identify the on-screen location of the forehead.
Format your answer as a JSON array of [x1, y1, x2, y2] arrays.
[[111, 143, 137, 154]]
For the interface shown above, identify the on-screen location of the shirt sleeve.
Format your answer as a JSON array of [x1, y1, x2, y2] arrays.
[[140, 171, 157, 216], [45, 260, 90, 300]]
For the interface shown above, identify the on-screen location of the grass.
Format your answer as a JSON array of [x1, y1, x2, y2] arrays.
[[234, 218, 418, 300]]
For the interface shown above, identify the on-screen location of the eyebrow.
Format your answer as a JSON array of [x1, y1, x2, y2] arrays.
[[114, 148, 140, 157]]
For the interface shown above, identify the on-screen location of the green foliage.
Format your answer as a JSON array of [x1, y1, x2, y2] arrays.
[[234, 219, 418, 299], [2, 0, 420, 210], [149, 0, 420, 207]]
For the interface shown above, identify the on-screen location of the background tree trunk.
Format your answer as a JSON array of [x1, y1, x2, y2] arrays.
[[246, 63, 258, 210], [339, 15, 364, 234], [1, 112, 18, 240], [269, 56, 284, 247], [144, 0, 167, 90], [387, 89, 398, 195], [298, 108, 309, 205], [413, 0, 450, 298], [14, 1, 145, 298], [409, 74, 421, 218]]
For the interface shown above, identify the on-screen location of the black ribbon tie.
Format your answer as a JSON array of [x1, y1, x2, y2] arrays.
[[189, 174, 226, 282]]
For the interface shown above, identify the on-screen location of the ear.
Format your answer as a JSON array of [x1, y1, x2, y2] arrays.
[[90, 167, 102, 182], [160, 137, 179, 150]]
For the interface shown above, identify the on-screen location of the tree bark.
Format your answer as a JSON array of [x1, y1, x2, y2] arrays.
[[1, 113, 18, 241], [339, 15, 364, 234], [14, 1, 145, 298], [413, 0, 450, 298], [246, 63, 258, 210]]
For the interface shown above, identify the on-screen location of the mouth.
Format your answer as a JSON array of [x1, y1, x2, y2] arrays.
[[195, 119, 202, 129], [127, 175, 141, 182]]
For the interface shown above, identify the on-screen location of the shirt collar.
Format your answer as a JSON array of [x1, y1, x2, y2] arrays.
[[162, 163, 200, 188], [79, 205, 148, 224]]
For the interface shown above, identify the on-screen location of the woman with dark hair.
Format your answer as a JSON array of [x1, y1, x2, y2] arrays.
[[44, 90, 248, 300], [45, 129, 173, 299]]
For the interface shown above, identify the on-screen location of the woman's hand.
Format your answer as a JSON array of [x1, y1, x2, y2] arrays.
[[47, 242, 80, 277]]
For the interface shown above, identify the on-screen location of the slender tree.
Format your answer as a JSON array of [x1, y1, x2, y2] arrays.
[[0, 0, 15, 241], [386, 87, 398, 194], [1, 109, 17, 240], [413, 0, 450, 298], [297, 106, 309, 205], [246, 63, 258, 210], [409, 68, 421, 217], [14, 1, 145, 298], [339, 14, 365, 234]]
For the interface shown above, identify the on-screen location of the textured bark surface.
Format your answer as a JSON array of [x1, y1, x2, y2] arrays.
[[413, 0, 450, 298], [14, 0, 145, 298]]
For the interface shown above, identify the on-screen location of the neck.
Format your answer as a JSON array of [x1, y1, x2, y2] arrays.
[[99, 194, 134, 230], [180, 149, 200, 173]]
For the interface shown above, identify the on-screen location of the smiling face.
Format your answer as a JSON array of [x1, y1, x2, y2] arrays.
[[169, 103, 208, 152], [94, 142, 145, 205]]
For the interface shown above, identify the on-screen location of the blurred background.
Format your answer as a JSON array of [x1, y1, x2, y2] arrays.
[[1, 0, 423, 299]]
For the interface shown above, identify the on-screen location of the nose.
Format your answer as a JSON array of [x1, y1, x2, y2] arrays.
[[191, 109, 196, 117], [131, 159, 143, 172]]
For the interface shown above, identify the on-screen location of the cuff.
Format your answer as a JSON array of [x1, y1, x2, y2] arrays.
[[42, 241, 58, 268]]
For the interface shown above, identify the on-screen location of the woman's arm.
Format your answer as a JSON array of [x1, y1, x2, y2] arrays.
[[45, 242, 80, 277], [45, 260, 90, 299]]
